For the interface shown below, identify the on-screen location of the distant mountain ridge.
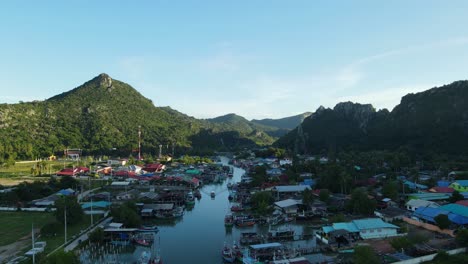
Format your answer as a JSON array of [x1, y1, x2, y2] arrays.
[[205, 112, 308, 139], [275, 80, 468, 155], [252, 112, 312, 130]]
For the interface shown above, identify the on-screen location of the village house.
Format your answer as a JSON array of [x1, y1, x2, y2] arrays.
[[406, 199, 440, 212], [450, 180, 468, 192], [272, 185, 311, 201], [316, 218, 400, 244], [274, 199, 303, 215]]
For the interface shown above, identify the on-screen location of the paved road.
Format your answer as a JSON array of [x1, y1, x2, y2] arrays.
[[63, 217, 112, 252]]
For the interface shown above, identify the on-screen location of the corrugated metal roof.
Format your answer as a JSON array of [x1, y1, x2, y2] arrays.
[[322, 226, 334, 234], [406, 199, 440, 208], [333, 222, 359, 233], [274, 185, 311, 193], [352, 218, 399, 230], [250, 243, 282, 249], [454, 180, 468, 187], [274, 199, 302, 208], [440, 203, 468, 217]]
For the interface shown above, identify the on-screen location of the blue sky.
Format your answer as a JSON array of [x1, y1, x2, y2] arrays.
[[1, 1, 468, 119]]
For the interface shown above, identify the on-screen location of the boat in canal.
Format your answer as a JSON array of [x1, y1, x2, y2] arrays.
[[230, 204, 244, 212], [224, 214, 234, 227], [242, 242, 299, 263], [235, 217, 256, 227], [240, 232, 263, 245], [138, 225, 159, 233], [185, 191, 196, 205], [222, 243, 236, 263], [134, 238, 152, 247], [267, 226, 295, 241]]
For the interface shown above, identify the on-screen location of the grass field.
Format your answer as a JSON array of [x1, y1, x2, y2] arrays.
[[0, 211, 102, 255], [0, 160, 84, 186], [0, 212, 54, 247]]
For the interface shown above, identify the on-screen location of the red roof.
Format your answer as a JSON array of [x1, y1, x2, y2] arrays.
[[456, 200, 468, 207], [143, 163, 164, 172], [430, 187, 454, 193], [57, 168, 77, 176], [113, 171, 136, 177]]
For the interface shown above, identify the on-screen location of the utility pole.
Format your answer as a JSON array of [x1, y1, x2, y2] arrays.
[[138, 126, 142, 161], [32, 223, 35, 264], [91, 197, 94, 226], [159, 144, 162, 159], [64, 205, 67, 244]]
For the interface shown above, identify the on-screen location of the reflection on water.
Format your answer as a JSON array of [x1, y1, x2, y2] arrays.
[[82, 157, 318, 263]]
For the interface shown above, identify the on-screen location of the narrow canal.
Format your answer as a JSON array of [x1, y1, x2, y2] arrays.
[[156, 157, 316, 263], [157, 156, 244, 263]]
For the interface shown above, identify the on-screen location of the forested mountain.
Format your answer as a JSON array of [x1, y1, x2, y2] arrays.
[[0, 74, 269, 161], [251, 112, 312, 130], [206, 113, 288, 140], [275, 80, 468, 155]]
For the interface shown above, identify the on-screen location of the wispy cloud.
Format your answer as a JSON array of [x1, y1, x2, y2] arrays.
[[114, 36, 468, 119]]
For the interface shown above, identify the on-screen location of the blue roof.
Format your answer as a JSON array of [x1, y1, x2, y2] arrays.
[[250, 243, 282, 249], [414, 207, 449, 222], [448, 214, 468, 225], [57, 189, 74, 196], [333, 222, 359, 233], [352, 218, 399, 230], [404, 180, 428, 190], [454, 180, 468, 187], [437, 180, 451, 187], [301, 179, 316, 186], [440, 204, 468, 218], [81, 201, 111, 209], [322, 226, 334, 234]]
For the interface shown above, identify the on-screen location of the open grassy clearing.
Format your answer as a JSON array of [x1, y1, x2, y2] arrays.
[[0, 212, 54, 247]]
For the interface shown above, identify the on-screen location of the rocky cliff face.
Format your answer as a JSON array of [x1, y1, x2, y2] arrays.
[[276, 80, 468, 154]]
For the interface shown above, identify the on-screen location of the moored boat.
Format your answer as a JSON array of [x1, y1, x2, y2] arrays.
[[224, 214, 234, 227], [230, 204, 244, 212], [134, 238, 152, 247], [222, 243, 236, 263], [235, 217, 256, 227], [185, 191, 195, 205], [138, 225, 159, 233]]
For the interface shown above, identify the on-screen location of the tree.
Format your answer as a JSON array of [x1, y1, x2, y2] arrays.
[[347, 188, 376, 215], [449, 190, 464, 203], [111, 201, 141, 227], [353, 245, 380, 264], [88, 227, 104, 243], [319, 189, 330, 203], [55, 196, 84, 225], [455, 229, 468, 247], [434, 214, 451, 230], [59, 176, 78, 190], [382, 181, 399, 201], [390, 236, 413, 251], [302, 188, 314, 209], [251, 165, 268, 187], [251, 191, 273, 215]]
